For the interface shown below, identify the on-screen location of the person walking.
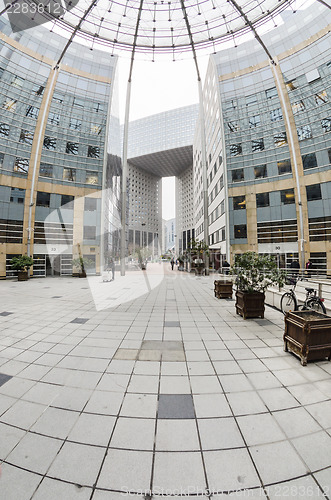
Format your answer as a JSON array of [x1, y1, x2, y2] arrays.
[[171, 257, 175, 270], [110, 258, 115, 280]]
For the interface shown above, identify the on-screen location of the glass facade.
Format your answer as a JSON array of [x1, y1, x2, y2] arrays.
[[0, 18, 120, 278]]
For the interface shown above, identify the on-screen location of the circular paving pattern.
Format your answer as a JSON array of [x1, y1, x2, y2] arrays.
[[0, 269, 331, 499]]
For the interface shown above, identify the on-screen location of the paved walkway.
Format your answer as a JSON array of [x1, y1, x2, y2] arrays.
[[0, 265, 331, 499]]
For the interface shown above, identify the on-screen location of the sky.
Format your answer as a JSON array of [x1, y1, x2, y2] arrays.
[[117, 55, 209, 220]]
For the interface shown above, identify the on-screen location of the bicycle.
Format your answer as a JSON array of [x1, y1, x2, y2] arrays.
[[280, 277, 326, 315]]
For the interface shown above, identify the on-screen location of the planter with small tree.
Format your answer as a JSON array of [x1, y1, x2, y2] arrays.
[[10, 255, 34, 281], [231, 252, 285, 319], [72, 257, 93, 278], [187, 238, 209, 276]]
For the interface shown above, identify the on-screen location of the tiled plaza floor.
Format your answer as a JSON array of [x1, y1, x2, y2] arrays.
[[0, 265, 331, 499]]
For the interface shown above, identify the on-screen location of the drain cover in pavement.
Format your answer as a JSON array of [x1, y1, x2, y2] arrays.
[[164, 321, 180, 327], [158, 394, 195, 419], [70, 318, 88, 324], [0, 373, 13, 387]]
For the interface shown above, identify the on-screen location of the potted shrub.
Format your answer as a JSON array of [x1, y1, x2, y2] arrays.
[[284, 310, 331, 366], [10, 255, 34, 281], [187, 238, 209, 275], [214, 278, 233, 299], [72, 256, 93, 278], [231, 252, 286, 319]]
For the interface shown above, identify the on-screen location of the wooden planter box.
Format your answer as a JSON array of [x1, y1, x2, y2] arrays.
[[214, 280, 233, 299], [235, 290, 265, 319], [284, 310, 331, 366], [17, 270, 28, 281]]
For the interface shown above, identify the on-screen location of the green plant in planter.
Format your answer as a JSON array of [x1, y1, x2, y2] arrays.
[[10, 255, 34, 271], [72, 257, 94, 276], [230, 252, 286, 319], [231, 252, 286, 293], [10, 255, 34, 281]]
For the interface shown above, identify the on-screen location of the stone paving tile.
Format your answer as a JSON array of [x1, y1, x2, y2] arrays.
[[0, 273, 330, 498]]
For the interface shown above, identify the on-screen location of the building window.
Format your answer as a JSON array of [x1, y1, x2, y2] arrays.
[[84, 226, 96, 240], [84, 197, 97, 212], [302, 153, 318, 170], [249, 115, 260, 128], [66, 142, 79, 155], [297, 125, 312, 141], [36, 191, 50, 207], [3, 99, 17, 112], [14, 157, 29, 174], [252, 138, 264, 152], [233, 195, 246, 210], [266, 87, 278, 99], [292, 100, 305, 114], [0, 123, 9, 137], [315, 90, 328, 106], [306, 184, 322, 201], [33, 84, 44, 96], [277, 160, 291, 175], [73, 97, 84, 108], [270, 108, 283, 122], [61, 195, 74, 208], [87, 145, 100, 158], [86, 171, 98, 185], [321, 118, 331, 133], [234, 224, 247, 239], [0, 153, 4, 166], [39, 163, 53, 178], [225, 99, 237, 110], [93, 102, 104, 113], [246, 94, 257, 106], [53, 92, 63, 103], [328, 148, 331, 164], [69, 118, 82, 130], [227, 121, 239, 132], [256, 192, 270, 208], [48, 112, 60, 125], [25, 106, 39, 119], [43, 136, 56, 150], [11, 75, 24, 88], [274, 132, 287, 147], [91, 124, 102, 135], [63, 168, 76, 181], [10, 187, 25, 203], [229, 143, 242, 156], [254, 164, 267, 178], [286, 80, 297, 91], [232, 168, 244, 182], [19, 129, 33, 145], [281, 189, 295, 205]]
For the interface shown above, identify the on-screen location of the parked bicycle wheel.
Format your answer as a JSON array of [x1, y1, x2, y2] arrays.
[[306, 298, 327, 314], [280, 292, 297, 314]]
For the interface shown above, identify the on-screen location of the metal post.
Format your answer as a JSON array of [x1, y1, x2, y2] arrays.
[[120, 79, 132, 276]]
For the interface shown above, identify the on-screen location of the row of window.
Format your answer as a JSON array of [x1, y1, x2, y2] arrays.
[[9, 188, 98, 212], [0, 71, 106, 113], [7, 157, 99, 184], [233, 183, 324, 210], [228, 120, 330, 157], [226, 90, 328, 132], [230, 149, 331, 183]]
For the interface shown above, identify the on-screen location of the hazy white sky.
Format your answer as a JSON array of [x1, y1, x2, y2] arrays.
[[118, 55, 209, 122]]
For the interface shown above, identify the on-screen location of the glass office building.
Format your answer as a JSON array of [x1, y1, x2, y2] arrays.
[[194, 2, 331, 270], [0, 18, 120, 277]]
